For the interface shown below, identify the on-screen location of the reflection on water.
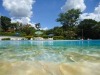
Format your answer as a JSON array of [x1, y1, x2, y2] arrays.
[[0, 40, 100, 75], [0, 61, 100, 75]]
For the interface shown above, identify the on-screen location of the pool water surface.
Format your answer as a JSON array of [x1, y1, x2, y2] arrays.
[[0, 40, 100, 75]]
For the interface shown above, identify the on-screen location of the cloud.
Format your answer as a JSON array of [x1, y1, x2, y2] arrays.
[[61, 0, 86, 12], [2, 0, 35, 24], [80, 13, 96, 20], [29, 22, 36, 28], [40, 27, 48, 30], [3, 0, 35, 18], [11, 17, 31, 24], [80, 3, 100, 21], [62, 0, 100, 22]]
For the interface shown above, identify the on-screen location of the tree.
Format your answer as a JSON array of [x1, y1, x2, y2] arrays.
[[53, 26, 63, 36], [45, 29, 53, 35], [64, 30, 77, 39], [92, 22, 100, 39], [9, 23, 18, 32], [21, 25, 35, 36], [1, 16, 11, 31], [78, 19, 97, 39], [57, 9, 81, 30], [35, 23, 41, 30]]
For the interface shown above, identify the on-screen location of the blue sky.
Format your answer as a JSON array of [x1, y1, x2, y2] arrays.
[[0, 0, 100, 29], [84, 0, 100, 12], [32, 0, 65, 29]]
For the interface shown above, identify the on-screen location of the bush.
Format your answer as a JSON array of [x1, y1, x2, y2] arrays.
[[2, 38, 10, 40], [43, 35, 48, 39], [25, 36, 33, 40], [0, 32, 15, 36], [53, 36, 64, 40]]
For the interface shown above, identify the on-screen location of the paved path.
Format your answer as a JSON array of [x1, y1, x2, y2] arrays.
[[0, 36, 25, 40]]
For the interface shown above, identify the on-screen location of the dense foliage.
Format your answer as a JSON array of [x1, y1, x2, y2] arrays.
[[0, 9, 100, 39], [0, 16, 36, 37], [1, 16, 11, 31], [46, 9, 100, 40], [57, 9, 81, 30]]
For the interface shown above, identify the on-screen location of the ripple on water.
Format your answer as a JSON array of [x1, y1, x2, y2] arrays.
[[0, 61, 100, 75], [0, 40, 100, 75], [0, 45, 100, 63]]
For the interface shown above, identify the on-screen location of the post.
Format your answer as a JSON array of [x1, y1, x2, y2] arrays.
[[0, 14, 1, 32], [82, 29, 83, 40], [0, 14, 1, 27]]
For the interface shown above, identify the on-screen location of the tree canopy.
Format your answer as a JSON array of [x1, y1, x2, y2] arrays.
[[57, 9, 81, 30], [0, 10, 100, 40], [1, 16, 11, 31], [78, 19, 99, 39]]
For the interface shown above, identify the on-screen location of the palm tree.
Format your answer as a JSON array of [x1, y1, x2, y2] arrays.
[[35, 23, 40, 30]]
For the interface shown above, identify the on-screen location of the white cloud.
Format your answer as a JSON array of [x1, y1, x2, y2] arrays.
[[11, 17, 36, 29], [61, 0, 86, 12], [11, 17, 31, 24], [29, 22, 36, 28], [21, 17, 31, 24], [42, 27, 48, 30], [80, 13, 96, 20], [94, 4, 100, 14], [40, 27, 48, 30], [3, 0, 35, 18], [11, 18, 22, 23], [80, 3, 100, 21], [3, 0, 35, 24], [62, 0, 100, 22]]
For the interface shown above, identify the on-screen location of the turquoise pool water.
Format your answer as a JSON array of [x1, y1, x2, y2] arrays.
[[0, 40, 100, 75], [0, 40, 100, 62]]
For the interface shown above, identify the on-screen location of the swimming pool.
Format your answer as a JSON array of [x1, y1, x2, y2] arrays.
[[0, 40, 100, 75], [0, 40, 100, 62]]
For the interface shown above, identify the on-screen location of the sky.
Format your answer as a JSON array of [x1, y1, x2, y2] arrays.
[[0, 0, 100, 30]]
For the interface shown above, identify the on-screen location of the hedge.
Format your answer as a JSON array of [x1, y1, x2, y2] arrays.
[[1, 38, 11, 40], [53, 36, 64, 40]]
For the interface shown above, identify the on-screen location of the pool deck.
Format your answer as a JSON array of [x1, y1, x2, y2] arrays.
[[0, 36, 25, 40], [0, 36, 53, 40]]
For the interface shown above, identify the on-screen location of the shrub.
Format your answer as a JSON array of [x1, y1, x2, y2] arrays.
[[25, 36, 33, 40], [43, 35, 48, 39], [0, 32, 15, 36], [53, 36, 64, 40], [2, 38, 10, 40]]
